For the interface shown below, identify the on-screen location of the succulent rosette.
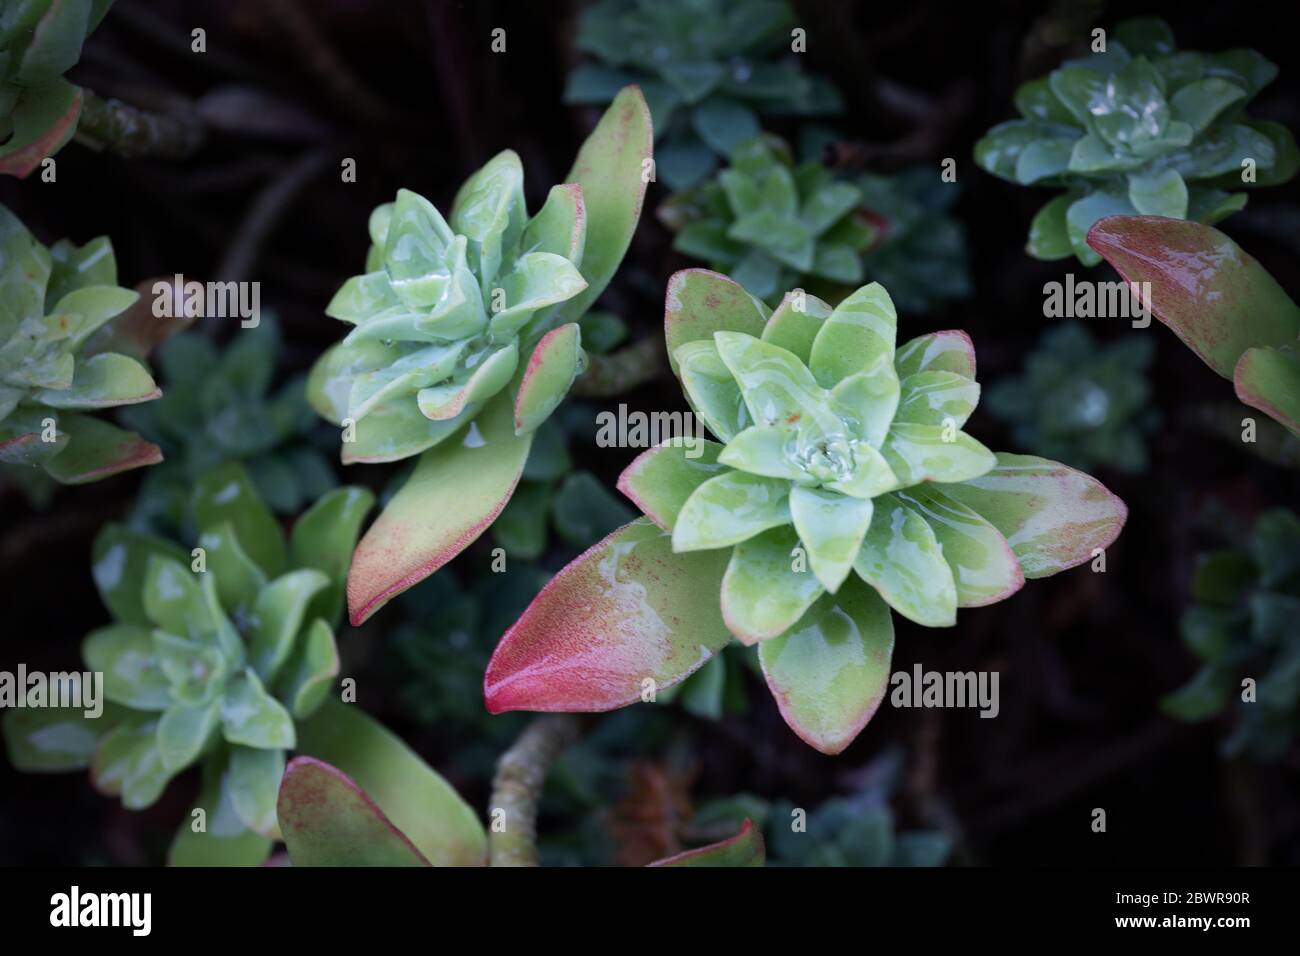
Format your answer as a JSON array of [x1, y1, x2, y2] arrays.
[[1, 462, 489, 866], [0, 0, 111, 177], [485, 270, 1128, 754], [308, 87, 652, 625], [986, 320, 1157, 474], [975, 17, 1298, 265], [1088, 215, 1300, 439], [564, 0, 842, 189], [659, 135, 872, 305], [0, 203, 175, 491], [1162, 508, 1300, 759]]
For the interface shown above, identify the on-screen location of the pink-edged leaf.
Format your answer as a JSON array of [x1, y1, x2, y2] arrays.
[[294, 700, 486, 866], [522, 183, 586, 266], [277, 756, 430, 867], [82, 278, 196, 362], [0, 80, 81, 179], [616, 437, 726, 530], [757, 580, 894, 755], [551, 85, 652, 324], [514, 323, 583, 435], [1234, 346, 1300, 438], [42, 414, 162, 485], [648, 819, 765, 867], [935, 452, 1128, 579], [1086, 215, 1300, 379], [894, 329, 977, 380], [347, 390, 532, 624], [485, 518, 733, 713], [664, 269, 769, 375]]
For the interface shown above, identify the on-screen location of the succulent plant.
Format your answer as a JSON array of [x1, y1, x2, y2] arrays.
[[484, 271, 1128, 754], [659, 135, 872, 304], [1088, 215, 1300, 439], [0, 1, 111, 176], [0, 203, 175, 491], [119, 317, 336, 534], [1162, 509, 1300, 759], [0, 462, 414, 865], [975, 17, 1298, 265], [277, 750, 759, 866], [564, 0, 842, 190], [308, 87, 651, 625], [986, 320, 1157, 474]]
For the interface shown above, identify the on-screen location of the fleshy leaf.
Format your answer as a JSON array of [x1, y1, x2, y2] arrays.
[[191, 462, 287, 577], [157, 698, 220, 771], [289, 486, 375, 626], [2, 700, 124, 771], [83, 625, 171, 710], [672, 470, 791, 552], [788, 485, 874, 593], [247, 569, 330, 682], [648, 819, 765, 867], [935, 453, 1128, 578], [278, 756, 430, 866], [1234, 346, 1300, 437], [895, 371, 980, 428], [521, 183, 586, 265], [853, 495, 957, 627], [808, 283, 896, 387], [675, 339, 751, 441], [514, 322, 584, 435], [617, 437, 726, 531], [758, 580, 895, 754], [91, 717, 175, 810], [229, 745, 285, 839], [274, 619, 339, 719], [894, 330, 976, 380], [40, 414, 161, 485], [169, 750, 273, 866], [761, 289, 832, 364], [295, 700, 486, 866], [879, 423, 996, 485], [196, 524, 267, 617], [721, 527, 825, 644], [1086, 216, 1300, 378], [551, 85, 653, 324], [347, 391, 532, 624], [895, 487, 1024, 607], [92, 525, 190, 627], [219, 669, 295, 750], [485, 519, 733, 712], [664, 269, 768, 375]]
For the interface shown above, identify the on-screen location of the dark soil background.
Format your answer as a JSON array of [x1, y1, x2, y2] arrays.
[[2, 0, 1298, 866]]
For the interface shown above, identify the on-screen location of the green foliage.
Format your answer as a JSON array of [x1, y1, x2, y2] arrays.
[[975, 17, 1299, 265], [0, 203, 166, 492], [0, 1, 112, 176], [565, 0, 842, 189], [2, 463, 374, 863], [700, 751, 952, 866], [986, 321, 1157, 473], [1162, 509, 1300, 759], [660, 135, 872, 304], [119, 317, 336, 534]]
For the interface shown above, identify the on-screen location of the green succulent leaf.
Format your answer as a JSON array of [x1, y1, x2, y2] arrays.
[[228, 744, 285, 839], [758, 580, 894, 754], [853, 494, 957, 627], [83, 624, 172, 710], [90, 717, 176, 810], [617, 437, 727, 530], [247, 569, 330, 683], [672, 469, 791, 552], [296, 700, 486, 866], [895, 487, 1024, 607], [721, 526, 826, 643], [191, 461, 288, 577], [289, 486, 375, 627], [92, 525, 190, 627], [649, 819, 765, 867], [513, 322, 584, 435], [169, 750, 273, 866], [274, 619, 339, 720], [219, 669, 295, 750], [2, 699, 125, 772]]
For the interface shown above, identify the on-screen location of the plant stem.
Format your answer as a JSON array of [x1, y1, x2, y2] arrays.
[[74, 89, 204, 159], [488, 715, 581, 867], [571, 337, 664, 398]]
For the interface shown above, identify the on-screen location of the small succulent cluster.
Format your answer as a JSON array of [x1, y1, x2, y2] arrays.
[[1162, 509, 1300, 759], [565, 0, 841, 188], [485, 271, 1127, 754], [0, 204, 168, 495], [2, 462, 373, 863], [700, 751, 952, 866], [976, 17, 1298, 265], [317, 87, 651, 626], [1088, 216, 1300, 440], [120, 317, 336, 534], [0, 0, 110, 177], [986, 321, 1157, 474], [308, 152, 588, 465], [659, 136, 871, 304]]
